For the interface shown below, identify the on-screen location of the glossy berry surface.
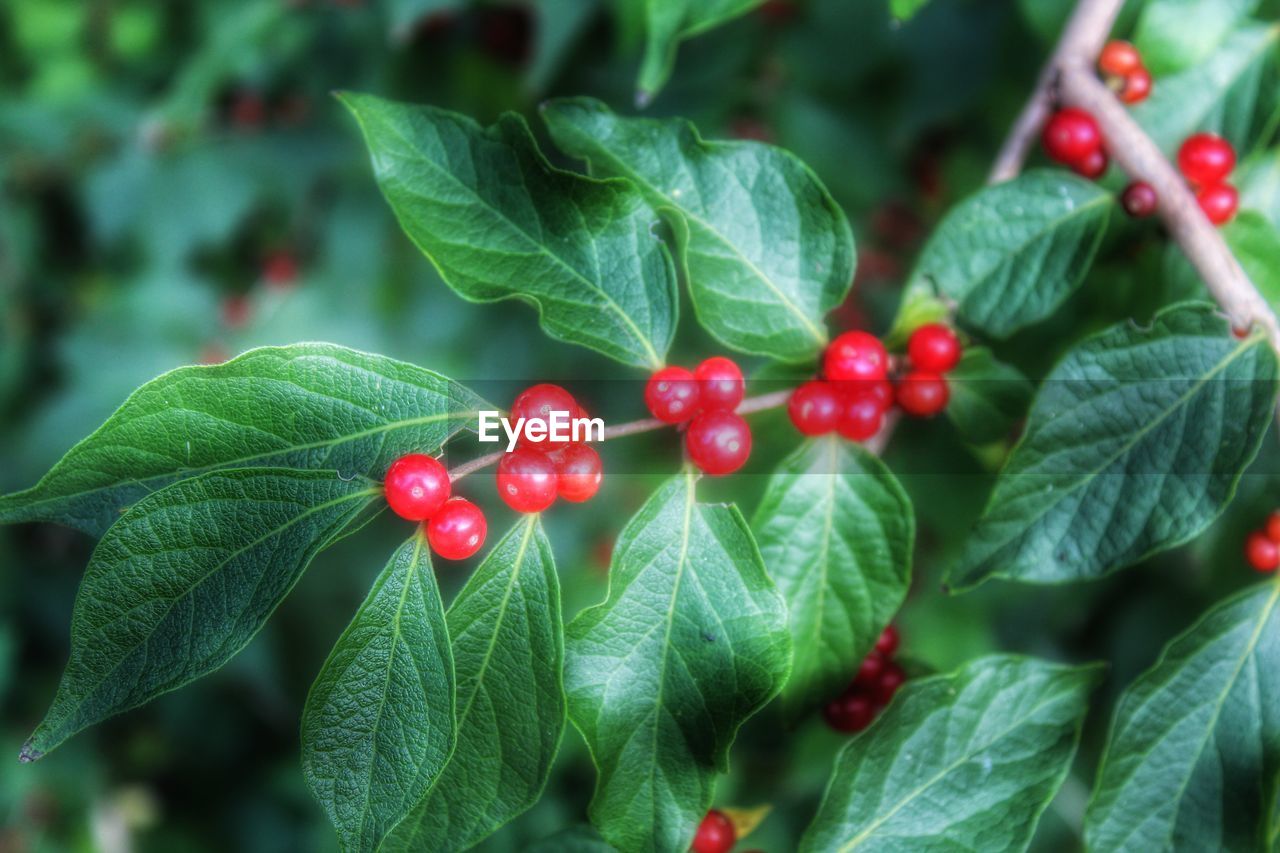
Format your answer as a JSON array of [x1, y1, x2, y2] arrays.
[[693, 356, 745, 411], [1041, 108, 1102, 165], [823, 692, 875, 733], [1098, 40, 1141, 77], [686, 410, 752, 476], [384, 454, 451, 521], [1196, 183, 1238, 225], [1266, 511, 1280, 543], [691, 810, 736, 853], [1245, 531, 1280, 572], [875, 625, 900, 656], [788, 381, 841, 436], [1178, 133, 1236, 186], [555, 443, 603, 503], [836, 394, 884, 442], [427, 498, 487, 560], [824, 331, 888, 382], [907, 323, 962, 373], [511, 383, 578, 448], [496, 447, 558, 513], [1073, 147, 1109, 180], [895, 371, 950, 417], [1120, 67, 1152, 104], [1120, 182, 1157, 218], [645, 366, 701, 423]]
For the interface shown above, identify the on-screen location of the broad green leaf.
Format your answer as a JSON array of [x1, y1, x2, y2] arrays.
[[890, 0, 931, 21], [1085, 583, 1280, 851], [752, 438, 913, 718], [1133, 23, 1280, 154], [386, 0, 460, 40], [1134, 0, 1260, 75], [0, 343, 483, 536], [948, 303, 1278, 590], [633, 0, 763, 103], [1228, 212, 1280, 305], [301, 535, 454, 853], [946, 347, 1034, 445], [341, 93, 677, 369], [904, 170, 1111, 338], [565, 471, 791, 852], [526, 825, 615, 852], [1239, 148, 1280, 227], [541, 97, 853, 363], [800, 655, 1100, 852], [385, 516, 565, 853], [21, 469, 379, 761]]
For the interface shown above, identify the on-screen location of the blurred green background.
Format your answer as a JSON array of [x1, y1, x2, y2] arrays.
[[3, 0, 1279, 850]]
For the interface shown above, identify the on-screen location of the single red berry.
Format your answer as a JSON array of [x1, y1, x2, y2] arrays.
[[1098, 40, 1142, 77], [384, 454, 451, 521], [895, 371, 949, 417], [1120, 68, 1152, 104], [693, 356, 745, 411], [824, 331, 888, 382], [875, 662, 906, 706], [1041, 108, 1102, 166], [853, 651, 886, 688], [850, 378, 895, 410], [788, 381, 841, 436], [1178, 133, 1236, 186], [907, 323, 962, 373], [823, 691, 876, 733], [1245, 530, 1280, 572], [263, 251, 298, 288], [427, 498, 487, 560], [555, 443, 603, 503], [222, 294, 251, 329], [875, 625, 899, 656], [836, 393, 884, 442], [685, 411, 752, 476], [645, 366, 701, 423], [692, 810, 736, 853], [1266, 511, 1280, 543], [1073, 147, 1109, 180], [1196, 182, 1238, 226], [511, 384, 579, 448], [496, 446, 558, 513], [1120, 182, 1158, 218]]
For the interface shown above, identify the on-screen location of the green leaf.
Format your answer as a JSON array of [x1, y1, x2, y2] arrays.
[[1085, 583, 1280, 851], [633, 0, 763, 103], [948, 303, 1278, 591], [21, 469, 379, 761], [301, 534, 454, 853], [1134, 0, 1260, 75], [1239, 148, 1280, 228], [800, 655, 1100, 852], [1133, 23, 1280, 154], [890, 0, 932, 21], [340, 93, 677, 369], [904, 170, 1111, 338], [0, 343, 483, 536], [565, 471, 791, 852], [526, 825, 616, 852], [541, 97, 853, 363], [946, 347, 1035, 445], [1228, 212, 1280, 305], [752, 438, 913, 718], [384, 516, 565, 853]]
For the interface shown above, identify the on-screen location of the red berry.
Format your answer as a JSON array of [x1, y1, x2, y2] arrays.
[[1098, 40, 1142, 77], [895, 371, 949, 417], [836, 393, 884, 442], [788, 381, 841, 436], [1073, 147, 1109, 180], [907, 323, 962, 373], [823, 691, 876, 733], [1196, 183, 1238, 226], [853, 651, 886, 688], [511, 384, 579, 448], [693, 356, 745, 411], [263, 251, 298, 287], [1266, 511, 1280, 543], [384, 454, 451, 521], [692, 810, 736, 853], [222, 294, 251, 329], [875, 662, 906, 705], [1120, 68, 1152, 104], [496, 446, 558, 513], [1178, 133, 1236, 186], [685, 411, 752, 476], [427, 498, 487, 560], [824, 331, 888, 382], [1120, 182, 1157, 218], [555, 443, 603, 503], [1041, 108, 1102, 166], [645, 366, 701, 423], [875, 625, 899, 656], [1245, 530, 1280, 572]]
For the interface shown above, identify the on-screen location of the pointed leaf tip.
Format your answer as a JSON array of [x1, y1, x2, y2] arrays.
[[19, 741, 42, 764]]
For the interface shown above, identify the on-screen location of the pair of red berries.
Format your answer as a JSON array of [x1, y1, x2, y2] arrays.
[[823, 626, 904, 734], [497, 384, 603, 513], [645, 357, 752, 476], [1042, 107, 1109, 179], [384, 454, 487, 560], [1177, 133, 1238, 226], [1098, 40, 1152, 105], [1243, 511, 1280, 572]]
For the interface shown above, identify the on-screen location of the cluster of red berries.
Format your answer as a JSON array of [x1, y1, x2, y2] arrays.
[[1243, 511, 1280, 572], [1098, 40, 1152, 105], [822, 626, 904, 734], [788, 323, 961, 439], [1177, 132, 1238, 226], [645, 357, 751, 476], [384, 454, 487, 560], [496, 384, 603, 513], [692, 810, 736, 853], [1042, 107, 1110, 179]]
